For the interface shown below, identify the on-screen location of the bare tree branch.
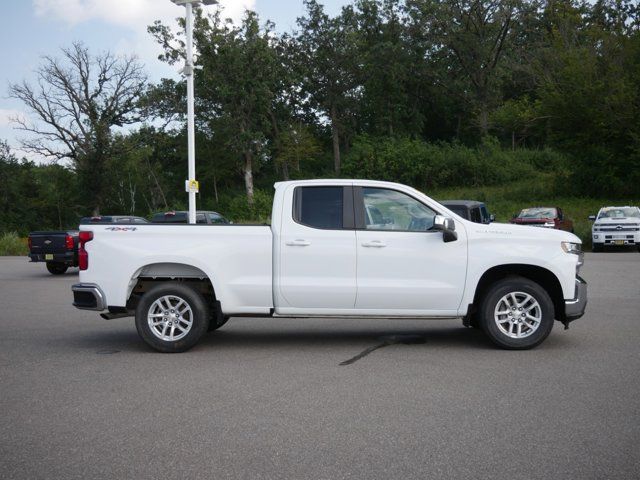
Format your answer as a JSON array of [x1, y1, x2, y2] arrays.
[[8, 42, 148, 212]]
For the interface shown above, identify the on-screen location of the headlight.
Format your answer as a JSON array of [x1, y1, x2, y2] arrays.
[[561, 242, 581, 254], [544, 221, 555, 227]]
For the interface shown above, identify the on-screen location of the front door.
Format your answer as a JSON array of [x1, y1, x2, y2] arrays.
[[354, 187, 467, 315]]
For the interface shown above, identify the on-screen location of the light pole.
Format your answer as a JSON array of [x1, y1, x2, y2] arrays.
[[171, 0, 218, 224]]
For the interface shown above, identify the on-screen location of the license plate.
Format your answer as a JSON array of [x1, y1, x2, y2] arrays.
[[45, 254, 53, 260], [613, 240, 625, 245]]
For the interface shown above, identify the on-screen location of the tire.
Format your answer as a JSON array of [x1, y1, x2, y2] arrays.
[[592, 243, 603, 252], [46, 262, 68, 275], [479, 276, 554, 350], [135, 282, 210, 353]]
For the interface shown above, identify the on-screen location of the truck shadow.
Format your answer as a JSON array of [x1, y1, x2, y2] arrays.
[[200, 324, 492, 352], [66, 322, 572, 356]]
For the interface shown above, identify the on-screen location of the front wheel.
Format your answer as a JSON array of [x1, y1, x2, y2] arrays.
[[135, 282, 210, 353], [479, 277, 554, 350], [46, 262, 68, 275], [592, 243, 603, 252]]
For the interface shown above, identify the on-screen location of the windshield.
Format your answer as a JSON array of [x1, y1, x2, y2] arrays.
[[598, 207, 640, 219], [517, 208, 556, 219]]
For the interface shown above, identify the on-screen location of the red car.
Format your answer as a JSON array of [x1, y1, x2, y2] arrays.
[[510, 207, 574, 232]]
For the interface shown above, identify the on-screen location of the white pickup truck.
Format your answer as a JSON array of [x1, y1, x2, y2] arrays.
[[72, 180, 587, 352], [589, 206, 640, 252]]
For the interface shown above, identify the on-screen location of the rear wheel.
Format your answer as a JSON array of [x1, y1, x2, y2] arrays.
[[135, 282, 210, 353], [479, 277, 554, 350], [46, 262, 68, 275]]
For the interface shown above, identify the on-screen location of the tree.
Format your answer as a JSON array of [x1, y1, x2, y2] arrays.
[[345, 0, 422, 137], [295, 0, 360, 173], [150, 10, 281, 205], [9, 42, 147, 214], [406, 0, 520, 136], [275, 125, 321, 179]]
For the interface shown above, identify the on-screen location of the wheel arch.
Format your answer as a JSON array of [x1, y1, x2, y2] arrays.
[[470, 264, 565, 323], [125, 262, 219, 314]]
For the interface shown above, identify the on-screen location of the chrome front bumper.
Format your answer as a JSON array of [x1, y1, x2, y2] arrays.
[[72, 283, 107, 311], [565, 276, 587, 321]]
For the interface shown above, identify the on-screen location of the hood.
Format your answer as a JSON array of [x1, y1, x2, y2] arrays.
[[594, 217, 639, 225], [511, 217, 554, 224], [467, 221, 581, 244]]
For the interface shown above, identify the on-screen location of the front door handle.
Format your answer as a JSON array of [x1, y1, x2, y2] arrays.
[[361, 240, 387, 248], [286, 239, 311, 247]]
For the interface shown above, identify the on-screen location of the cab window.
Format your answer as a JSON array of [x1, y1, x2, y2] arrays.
[[294, 186, 344, 229], [361, 188, 436, 231]]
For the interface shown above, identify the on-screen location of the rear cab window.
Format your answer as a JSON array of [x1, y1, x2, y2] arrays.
[[293, 186, 353, 230]]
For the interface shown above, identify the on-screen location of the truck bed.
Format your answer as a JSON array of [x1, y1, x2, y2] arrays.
[[80, 224, 273, 314]]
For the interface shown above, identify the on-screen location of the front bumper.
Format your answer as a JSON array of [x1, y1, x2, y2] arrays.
[[564, 276, 587, 322], [72, 283, 107, 311], [592, 233, 639, 246]]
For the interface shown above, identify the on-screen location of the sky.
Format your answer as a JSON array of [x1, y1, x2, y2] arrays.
[[0, 0, 349, 160]]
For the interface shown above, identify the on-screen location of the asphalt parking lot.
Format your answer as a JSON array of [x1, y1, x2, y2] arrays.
[[1, 253, 639, 480]]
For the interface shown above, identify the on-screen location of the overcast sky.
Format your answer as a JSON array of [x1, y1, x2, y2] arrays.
[[0, 0, 349, 160]]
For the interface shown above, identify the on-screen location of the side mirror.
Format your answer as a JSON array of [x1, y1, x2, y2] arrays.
[[433, 215, 458, 243], [588, 215, 596, 221]]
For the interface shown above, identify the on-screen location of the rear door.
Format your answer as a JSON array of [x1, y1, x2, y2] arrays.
[[277, 185, 357, 311], [354, 187, 467, 315]]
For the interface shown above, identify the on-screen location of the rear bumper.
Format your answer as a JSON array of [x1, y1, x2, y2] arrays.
[[29, 252, 76, 265], [565, 276, 587, 321], [72, 283, 107, 311]]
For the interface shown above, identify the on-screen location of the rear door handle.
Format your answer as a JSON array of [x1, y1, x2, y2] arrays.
[[361, 240, 387, 248], [286, 239, 311, 247]]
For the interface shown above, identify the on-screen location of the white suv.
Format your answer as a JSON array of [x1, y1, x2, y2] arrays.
[[590, 206, 640, 252]]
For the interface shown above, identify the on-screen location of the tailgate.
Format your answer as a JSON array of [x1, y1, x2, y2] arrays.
[[29, 232, 72, 254]]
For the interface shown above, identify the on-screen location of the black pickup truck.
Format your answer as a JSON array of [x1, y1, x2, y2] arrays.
[[28, 216, 148, 275], [439, 200, 494, 224]]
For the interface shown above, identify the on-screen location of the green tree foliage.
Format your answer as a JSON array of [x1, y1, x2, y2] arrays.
[[0, 140, 78, 234], [294, 0, 360, 173], [150, 10, 282, 205], [4, 0, 640, 234]]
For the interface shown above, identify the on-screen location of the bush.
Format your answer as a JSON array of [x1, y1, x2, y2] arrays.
[[0, 232, 28, 256], [342, 135, 569, 193], [203, 189, 274, 224]]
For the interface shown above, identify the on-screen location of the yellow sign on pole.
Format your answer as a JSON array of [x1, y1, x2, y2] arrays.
[[185, 179, 199, 193]]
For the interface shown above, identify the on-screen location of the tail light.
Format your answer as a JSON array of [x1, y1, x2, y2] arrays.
[[78, 231, 93, 271], [65, 234, 74, 250], [28, 236, 32, 250]]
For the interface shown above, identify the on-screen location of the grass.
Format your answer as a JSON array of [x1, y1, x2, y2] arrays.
[[0, 232, 28, 256], [430, 182, 640, 250]]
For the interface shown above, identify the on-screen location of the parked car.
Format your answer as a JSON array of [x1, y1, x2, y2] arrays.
[[28, 215, 148, 275], [80, 216, 149, 225], [72, 180, 586, 353], [150, 210, 229, 224], [28, 230, 79, 275], [589, 206, 640, 252], [510, 207, 574, 232], [440, 200, 494, 224]]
